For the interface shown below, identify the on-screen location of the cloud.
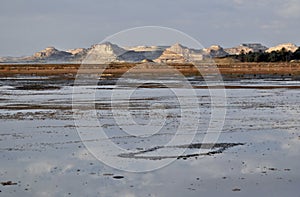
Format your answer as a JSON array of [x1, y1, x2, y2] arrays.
[[74, 149, 95, 161], [27, 161, 55, 175], [260, 20, 286, 30]]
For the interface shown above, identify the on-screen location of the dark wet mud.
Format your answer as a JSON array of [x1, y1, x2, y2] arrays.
[[119, 143, 245, 160]]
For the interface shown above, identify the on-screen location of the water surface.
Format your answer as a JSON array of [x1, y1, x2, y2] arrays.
[[0, 76, 299, 196]]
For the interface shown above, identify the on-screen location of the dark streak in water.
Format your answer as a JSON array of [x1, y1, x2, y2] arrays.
[[15, 85, 61, 90], [118, 143, 245, 160], [193, 85, 300, 89]]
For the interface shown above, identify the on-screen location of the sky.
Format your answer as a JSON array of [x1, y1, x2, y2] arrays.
[[0, 0, 300, 56]]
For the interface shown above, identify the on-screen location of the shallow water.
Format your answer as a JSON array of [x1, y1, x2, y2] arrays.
[[0, 76, 300, 196]]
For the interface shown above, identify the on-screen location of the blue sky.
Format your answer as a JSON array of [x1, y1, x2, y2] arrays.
[[0, 0, 300, 56]]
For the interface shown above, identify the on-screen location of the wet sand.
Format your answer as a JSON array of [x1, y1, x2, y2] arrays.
[[0, 69, 300, 196]]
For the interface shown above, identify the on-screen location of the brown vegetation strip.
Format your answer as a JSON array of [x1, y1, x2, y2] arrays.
[[1, 63, 300, 76]]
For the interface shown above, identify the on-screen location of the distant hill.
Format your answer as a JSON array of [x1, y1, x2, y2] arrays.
[[225, 43, 268, 55], [203, 45, 228, 58], [0, 42, 299, 63], [266, 43, 298, 53]]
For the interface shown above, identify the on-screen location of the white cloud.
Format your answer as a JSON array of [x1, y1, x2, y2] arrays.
[[27, 161, 55, 175], [260, 21, 285, 30], [74, 149, 95, 161]]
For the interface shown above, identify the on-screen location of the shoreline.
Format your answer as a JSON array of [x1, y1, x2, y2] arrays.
[[0, 62, 300, 79]]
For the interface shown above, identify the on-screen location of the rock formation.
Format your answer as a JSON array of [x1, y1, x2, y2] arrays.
[[154, 50, 186, 63], [241, 43, 268, 52], [0, 42, 299, 63], [202, 45, 228, 58], [33, 47, 73, 61], [266, 43, 298, 53], [155, 43, 203, 62]]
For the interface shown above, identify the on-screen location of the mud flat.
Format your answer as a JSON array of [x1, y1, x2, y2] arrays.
[[0, 69, 300, 196]]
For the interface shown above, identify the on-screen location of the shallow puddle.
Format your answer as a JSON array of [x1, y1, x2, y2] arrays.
[[0, 76, 299, 196]]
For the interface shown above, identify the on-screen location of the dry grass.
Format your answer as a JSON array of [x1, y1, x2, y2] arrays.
[[0, 62, 300, 77]]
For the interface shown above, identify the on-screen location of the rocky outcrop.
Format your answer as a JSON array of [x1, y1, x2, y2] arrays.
[[141, 58, 154, 63], [266, 43, 299, 53], [225, 43, 268, 55], [85, 42, 127, 63], [124, 46, 167, 52], [141, 50, 164, 60], [155, 43, 203, 62], [33, 47, 73, 61], [167, 43, 191, 60], [225, 46, 252, 55], [0, 56, 30, 63], [202, 45, 228, 58], [118, 51, 146, 62], [1, 42, 299, 63], [154, 50, 186, 63], [241, 43, 268, 52], [66, 48, 87, 55], [124, 46, 165, 61], [89, 42, 126, 56]]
